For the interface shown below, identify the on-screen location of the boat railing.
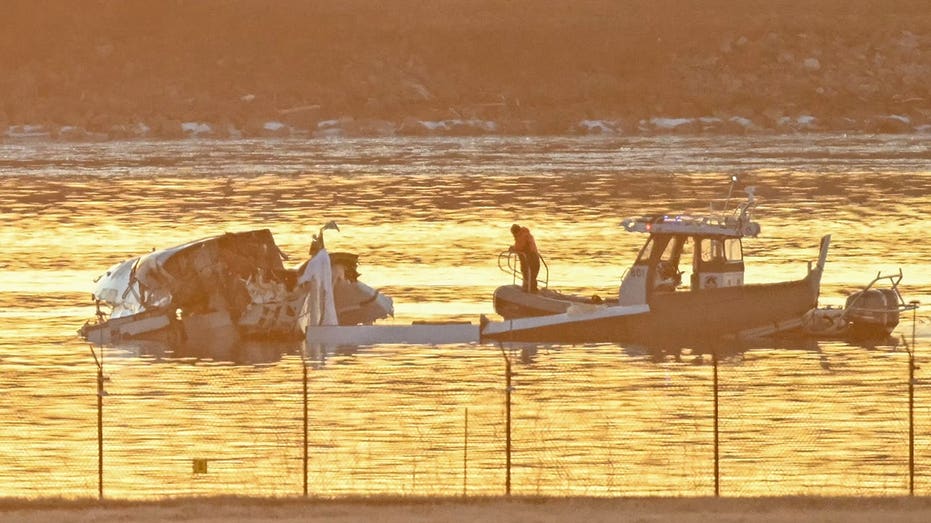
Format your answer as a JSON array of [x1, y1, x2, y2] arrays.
[[497, 250, 549, 290]]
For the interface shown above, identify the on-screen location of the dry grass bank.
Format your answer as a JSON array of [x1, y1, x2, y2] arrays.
[[1, 1, 929, 136], [2, 496, 931, 523]]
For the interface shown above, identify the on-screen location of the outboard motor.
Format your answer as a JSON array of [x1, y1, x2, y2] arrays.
[[844, 288, 900, 338]]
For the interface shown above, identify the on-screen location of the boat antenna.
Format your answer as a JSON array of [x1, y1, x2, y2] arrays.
[[722, 175, 738, 214]]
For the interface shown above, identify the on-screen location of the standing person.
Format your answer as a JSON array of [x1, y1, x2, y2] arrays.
[[509, 223, 540, 293]]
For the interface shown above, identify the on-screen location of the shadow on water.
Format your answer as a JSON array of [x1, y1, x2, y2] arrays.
[[109, 338, 302, 366], [490, 339, 759, 365], [119, 337, 746, 368], [97, 323, 909, 368], [497, 330, 907, 368], [103, 335, 400, 367]]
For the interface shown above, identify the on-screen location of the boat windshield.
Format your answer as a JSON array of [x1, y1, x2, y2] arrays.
[[700, 237, 742, 262], [652, 235, 687, 291], [636, 237, 655, 264]]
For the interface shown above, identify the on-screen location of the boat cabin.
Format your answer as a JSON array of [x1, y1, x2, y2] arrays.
[[617, 191, 760, 306]]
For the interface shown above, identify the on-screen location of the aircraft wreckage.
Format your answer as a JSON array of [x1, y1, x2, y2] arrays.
[[79, 222, 395, 350]]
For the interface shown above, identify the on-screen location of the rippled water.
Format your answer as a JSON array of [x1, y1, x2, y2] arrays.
[[1, 135, 929, 498]]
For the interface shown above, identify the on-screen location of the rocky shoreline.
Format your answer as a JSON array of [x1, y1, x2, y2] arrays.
[[1, 1, 928, 140], [3, 111, 928, 142]]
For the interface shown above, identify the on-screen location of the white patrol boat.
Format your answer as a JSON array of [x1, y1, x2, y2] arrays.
[[483, 182, 831, 344]]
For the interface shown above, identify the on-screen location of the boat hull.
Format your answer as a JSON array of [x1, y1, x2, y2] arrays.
[[486, 274, 819, 344], [481, 304, 649, 343], [643, 276, 818, 342]]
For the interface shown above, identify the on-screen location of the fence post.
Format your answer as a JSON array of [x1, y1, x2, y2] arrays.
[[909, 302, 919, 496], [713, 348, 720, 497], [463, 407, 468, 498], [89, 345, 104, 501], [301, 348, 309, 497], [499, 344, 512, 496]]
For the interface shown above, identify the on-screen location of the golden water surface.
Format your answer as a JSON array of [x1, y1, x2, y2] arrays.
[[1, 135, 929, 499]]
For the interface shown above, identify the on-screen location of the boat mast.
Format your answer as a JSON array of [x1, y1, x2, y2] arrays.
[[721, 175, 738, 214]]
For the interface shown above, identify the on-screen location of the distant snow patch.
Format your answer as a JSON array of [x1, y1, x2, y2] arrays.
[[778, 115, 818, 130], [888, 114, 910, 124], [649, 117, 694, 129], [314, 119, 343, 137], [182, 122, 213, 136], [729, 116, 755, 128], [260, 121, 293, 136], [797, 115, 816, 126], [575, 119, 618, 134], [424, 119, 495, 131], [5, 125, 50, 138], [401, 119, 496, 134]]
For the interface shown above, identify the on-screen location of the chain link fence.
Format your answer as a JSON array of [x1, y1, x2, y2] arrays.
[[4, 325, 927, 500]]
